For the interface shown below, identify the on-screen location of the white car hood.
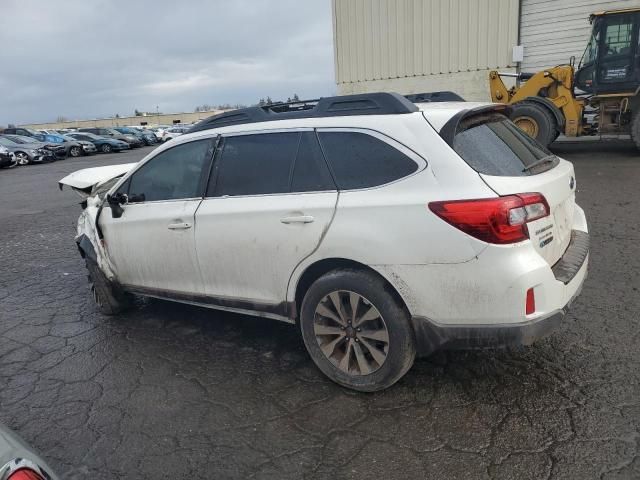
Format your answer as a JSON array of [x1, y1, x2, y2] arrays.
[[58, 163, 136, 195]]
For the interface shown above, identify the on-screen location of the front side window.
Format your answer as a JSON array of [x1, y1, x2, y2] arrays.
[[317, 131, 418, 190], [210, 132, 300, 197], [127, 139, 212, 202]]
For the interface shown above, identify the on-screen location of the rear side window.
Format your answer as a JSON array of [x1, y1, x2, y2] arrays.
[[453, 113, 557, 176], [317, 132, 418, 190], [211, 132, 299, 196]]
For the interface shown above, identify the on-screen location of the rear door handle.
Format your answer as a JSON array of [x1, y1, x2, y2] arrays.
[[168, 222, 192, 230], [280, 215, 315, 224]]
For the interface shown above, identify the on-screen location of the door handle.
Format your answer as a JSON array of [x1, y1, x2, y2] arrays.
[[280, 215, 315, 224], [168, 222, 192, 230]]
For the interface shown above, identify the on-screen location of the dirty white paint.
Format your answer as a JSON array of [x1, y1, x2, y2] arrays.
[[67, 100, 588, 331]]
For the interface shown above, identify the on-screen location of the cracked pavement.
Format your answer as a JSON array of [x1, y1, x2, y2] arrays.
[[0, 142, 639, 479]]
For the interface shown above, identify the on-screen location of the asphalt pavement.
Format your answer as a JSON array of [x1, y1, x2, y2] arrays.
[[0, 142, 639, 479]]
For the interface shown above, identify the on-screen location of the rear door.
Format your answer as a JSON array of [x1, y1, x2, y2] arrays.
[[195, 130, 338, 308], [450, 113, 576, 266]]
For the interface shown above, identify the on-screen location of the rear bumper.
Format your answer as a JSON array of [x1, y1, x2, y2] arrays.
[[411, 277, 583, 355], [410, 231, 589, 356]]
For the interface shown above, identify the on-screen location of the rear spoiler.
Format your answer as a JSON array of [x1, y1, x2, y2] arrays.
[[439, 104, 512, 147]]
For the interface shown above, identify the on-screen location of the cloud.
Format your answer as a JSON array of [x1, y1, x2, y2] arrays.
[[0, 0, 335, 125]]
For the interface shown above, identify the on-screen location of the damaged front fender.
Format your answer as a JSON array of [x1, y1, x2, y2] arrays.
[[74, 191, 118, 281]]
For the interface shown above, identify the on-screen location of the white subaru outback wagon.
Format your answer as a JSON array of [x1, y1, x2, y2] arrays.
[[60, 92, 589, 391]]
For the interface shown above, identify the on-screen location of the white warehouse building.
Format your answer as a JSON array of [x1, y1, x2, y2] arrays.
[[332, 0, 640, 101]]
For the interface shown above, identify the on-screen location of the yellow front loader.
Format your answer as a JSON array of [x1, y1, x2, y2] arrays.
[[489, 8, 640, 149]]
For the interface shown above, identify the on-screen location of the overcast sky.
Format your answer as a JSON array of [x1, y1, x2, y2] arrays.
[[0, 0, 335, 126]]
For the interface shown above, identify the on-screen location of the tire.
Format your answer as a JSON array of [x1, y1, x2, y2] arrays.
[[15, 152, 30, 165], [85, 260, 130, 315], [299, 269, 416, 392], [509, 102, 558, 148], [631, 112, 640, 151], [69, 146, 81, 157], [100, 143, 112, 153]]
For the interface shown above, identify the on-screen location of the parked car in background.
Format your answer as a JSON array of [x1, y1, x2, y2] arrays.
[[59, 134, 97, 155], [3, 134, 67, 159], [33, 133, 87, 157], [161, 126, 188, 142], [0, 422, 59, 479], [0, 136, 55, 164], [78, 128, 142, 148], [149, 125, 170, 141], [113, 127, 156, 146], [0, 144, 17, 168], [1, 127, 41, 138], [66, 132, 130, 153]]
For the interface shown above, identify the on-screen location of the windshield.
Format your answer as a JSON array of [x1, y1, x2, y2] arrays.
[[106, 129, 122, 135], [453, 113, 558, 176], [580, 23, 600, 67]]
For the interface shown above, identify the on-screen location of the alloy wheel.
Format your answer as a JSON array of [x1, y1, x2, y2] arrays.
[[15, 152, 29, 165], [313, 290, 389, 375]]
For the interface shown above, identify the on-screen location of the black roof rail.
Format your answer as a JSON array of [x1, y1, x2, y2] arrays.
[[188, 92, 419, 133], [404, 91, 465, 103]]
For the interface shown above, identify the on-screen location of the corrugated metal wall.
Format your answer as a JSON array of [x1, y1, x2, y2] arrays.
[[521, 0, 640, 70], [332, 0, 519, 85]]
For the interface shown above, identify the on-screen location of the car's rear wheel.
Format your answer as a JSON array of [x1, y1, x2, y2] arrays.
[[15, 152, 30, 165], [69, 145, 81, 157], [101, 143, 112, 153], [85, 260, 130, 315], [300, 269, 416, 392]]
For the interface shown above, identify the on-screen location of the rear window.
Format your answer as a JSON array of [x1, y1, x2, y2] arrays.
[[453, 113, 558, 176]]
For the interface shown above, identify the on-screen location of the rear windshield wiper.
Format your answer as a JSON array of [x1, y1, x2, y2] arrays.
[[522, 155, 556, 172]]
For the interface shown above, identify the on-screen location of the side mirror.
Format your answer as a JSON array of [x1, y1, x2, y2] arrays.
[[106, 193, 127, 218]]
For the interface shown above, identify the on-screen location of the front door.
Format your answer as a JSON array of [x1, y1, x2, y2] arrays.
[[101, 137, 215, 294], [195, 130, 338, 312]]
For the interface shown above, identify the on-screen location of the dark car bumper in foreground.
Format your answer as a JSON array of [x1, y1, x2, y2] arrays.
[[411, 231, 589, 356], [0, 152, 15, 168]]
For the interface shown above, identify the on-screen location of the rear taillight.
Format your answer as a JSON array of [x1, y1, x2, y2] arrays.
[[428, 193, 550, 244], [8, 469, 45, 480]]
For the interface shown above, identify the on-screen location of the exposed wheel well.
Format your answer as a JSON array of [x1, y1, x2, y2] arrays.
[[293, 258, 409, 322]]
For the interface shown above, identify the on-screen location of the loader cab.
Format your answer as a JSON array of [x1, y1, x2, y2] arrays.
[[575, 10, 640, 94]]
